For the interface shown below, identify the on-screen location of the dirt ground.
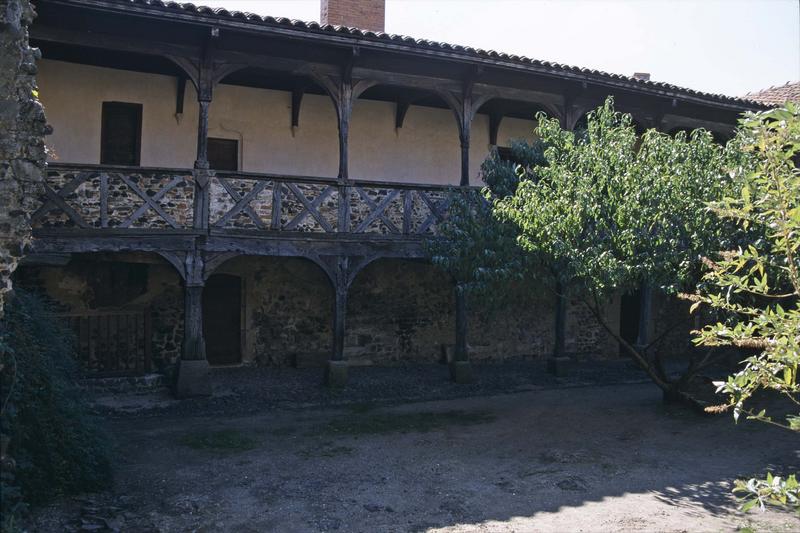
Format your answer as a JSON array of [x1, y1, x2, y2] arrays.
[[32, 382, 799, 532]]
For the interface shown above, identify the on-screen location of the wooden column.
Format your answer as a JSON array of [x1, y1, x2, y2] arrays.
[[193, 92, 211, 231], [456, 83, 474, 186], [182, 284, 205, 361], [176, 250, 211, 397], [336, 78, 353, 182], [325, 256, 350, 387]]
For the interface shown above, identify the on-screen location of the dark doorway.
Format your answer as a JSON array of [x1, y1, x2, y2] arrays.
[[619, 289, 642, 356], [203, 273, 242, 365]]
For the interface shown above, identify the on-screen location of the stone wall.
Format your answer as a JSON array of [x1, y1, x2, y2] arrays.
[[14, 253, 629, 374], [217, 256, 620, 367], [0, 0, 47, 317], [14, 254, 184, 372]]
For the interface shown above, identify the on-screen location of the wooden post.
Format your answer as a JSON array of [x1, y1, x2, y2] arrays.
[[176, 250, 211, 397], [325, 256, 349, 387], [182, 284, 205, 361], [450, 284, 473, 383], [336, 79, 353, 182], [457, 84, 473, 187], [193, 95, 211, 231]]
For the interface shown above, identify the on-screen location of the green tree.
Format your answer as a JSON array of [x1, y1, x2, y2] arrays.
[[433, 98, 745, 404], [691, 104, 799, 511]]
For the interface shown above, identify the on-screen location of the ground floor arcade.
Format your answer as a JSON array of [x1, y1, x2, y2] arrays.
[[14, 251, 694, 392]]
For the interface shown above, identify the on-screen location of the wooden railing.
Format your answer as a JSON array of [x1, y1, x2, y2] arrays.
[[33, 164, 457, 237], [56, 309, 152, 376]]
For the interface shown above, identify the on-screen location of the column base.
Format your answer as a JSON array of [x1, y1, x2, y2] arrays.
[[324, 360, 348, 388], [449, 360, 474, 384], [547, 356, 572, 377], [175, 359, 212, 398]]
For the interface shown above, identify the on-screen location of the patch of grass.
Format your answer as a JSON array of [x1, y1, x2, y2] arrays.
[[317, 410, 495, 436], [178, 429, 258, 452]]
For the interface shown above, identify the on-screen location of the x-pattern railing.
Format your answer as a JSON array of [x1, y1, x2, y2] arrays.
[[36, 165, 456, 238], [32, 167, 193, 229]]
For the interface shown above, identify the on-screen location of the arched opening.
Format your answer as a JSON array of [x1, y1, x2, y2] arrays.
[[205, 255, 334, 367], [12, 251, 183, 375], [347, 258, 454, 365]]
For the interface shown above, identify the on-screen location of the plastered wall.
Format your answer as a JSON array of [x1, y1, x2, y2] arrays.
[[37, 59, 537, 185]]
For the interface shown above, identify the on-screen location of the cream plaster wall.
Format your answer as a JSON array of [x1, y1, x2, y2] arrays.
[[38, 59, 538, 185]]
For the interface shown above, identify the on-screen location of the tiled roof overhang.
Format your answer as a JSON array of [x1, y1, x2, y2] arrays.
[[42, 0, 769, 113]]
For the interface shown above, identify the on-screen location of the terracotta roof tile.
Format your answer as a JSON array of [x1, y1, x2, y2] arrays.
[[744, 82, 800, 106], [94, 0, 769, 109]]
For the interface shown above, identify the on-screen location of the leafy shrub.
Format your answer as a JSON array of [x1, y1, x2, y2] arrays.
[[692, 104, 800, 512], [0, 290, 112, 522]]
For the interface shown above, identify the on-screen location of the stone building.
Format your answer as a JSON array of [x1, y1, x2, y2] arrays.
[[16, 0, 766, 396]]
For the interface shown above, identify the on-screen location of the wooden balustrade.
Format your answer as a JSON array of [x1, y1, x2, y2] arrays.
[[34, 164, 459, 238]]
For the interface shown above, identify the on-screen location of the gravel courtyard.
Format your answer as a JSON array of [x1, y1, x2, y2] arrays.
[[31, 376, 799, 532]]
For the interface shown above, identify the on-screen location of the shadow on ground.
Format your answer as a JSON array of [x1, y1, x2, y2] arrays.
[[31, 377, 800, 532]]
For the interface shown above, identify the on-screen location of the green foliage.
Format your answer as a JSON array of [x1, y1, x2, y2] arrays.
[[734, 473, 799, 513], [432, 97, 743, 397], [496, 98, 738, 298], [0, 290, 112, 519], [691, 104, 800, 512], [427, 139, 549, 309]]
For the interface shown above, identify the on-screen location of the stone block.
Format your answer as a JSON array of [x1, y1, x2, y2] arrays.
[[324, 360, 348, 388], [449, 360, 474, 384], [175, 359, 212, 398], [547, 356, 572, 377]]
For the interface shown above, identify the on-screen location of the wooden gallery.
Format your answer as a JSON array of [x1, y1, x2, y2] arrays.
[[18, 0, 764, 396]]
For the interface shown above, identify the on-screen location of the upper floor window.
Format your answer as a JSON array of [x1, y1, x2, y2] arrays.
[[101, 102, 142, 166], [207, 138, 239, 171]]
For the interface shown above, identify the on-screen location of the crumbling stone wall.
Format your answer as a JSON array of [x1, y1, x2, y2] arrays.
[[0, 0, 48, 317]]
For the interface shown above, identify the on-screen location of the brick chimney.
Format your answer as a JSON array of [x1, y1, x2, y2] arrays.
[[321, 0, 385, 32]]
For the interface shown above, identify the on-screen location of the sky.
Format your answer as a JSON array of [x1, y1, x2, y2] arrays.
[[198, 0, 800, 98]]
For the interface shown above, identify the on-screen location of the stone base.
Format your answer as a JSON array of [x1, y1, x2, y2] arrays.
[[449, 360, 474, 384], [324, 360, 348, 387], [175, 359, 212, 398], [547, 356, 572, 377]]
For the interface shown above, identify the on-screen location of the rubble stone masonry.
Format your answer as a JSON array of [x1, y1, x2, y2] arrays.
[[0, 0, 48, 317]]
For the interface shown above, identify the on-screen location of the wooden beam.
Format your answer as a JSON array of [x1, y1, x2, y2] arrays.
[[489, 111, 503, 146], [395, 99, 411, 130], [291, 85, 305, 130], [175, 76, 186, 122]]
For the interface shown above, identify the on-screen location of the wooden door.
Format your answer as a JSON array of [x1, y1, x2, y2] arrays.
[[203, 274, 242, 365]]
